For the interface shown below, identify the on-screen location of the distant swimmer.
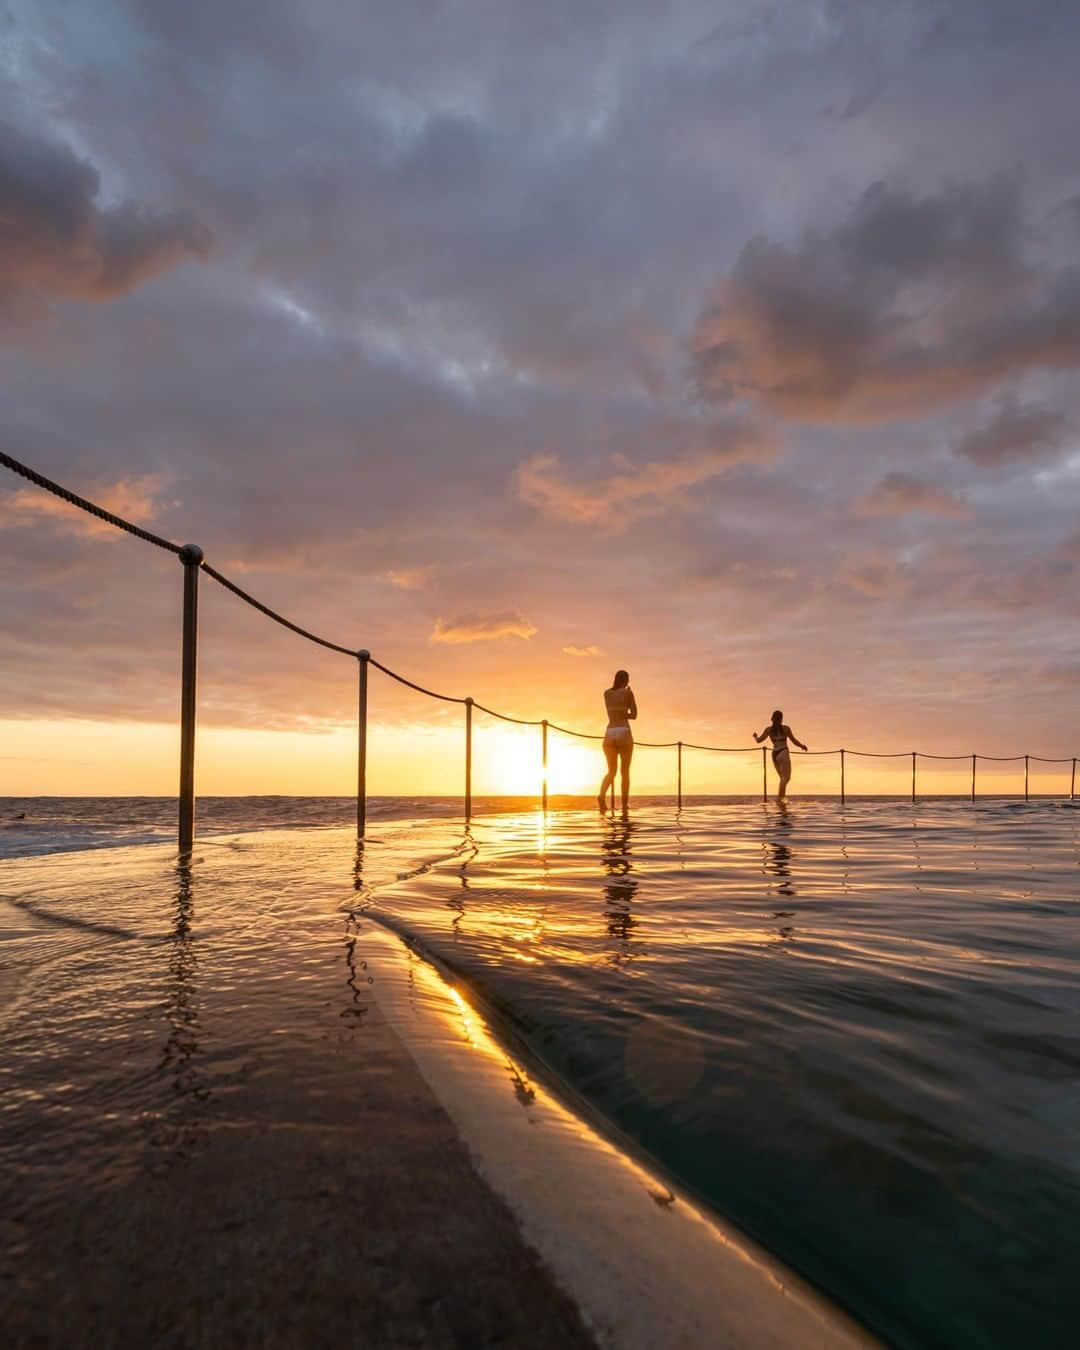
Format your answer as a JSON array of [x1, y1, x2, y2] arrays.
[[754, 710, 807, 800], [599, 670, 637, 815]]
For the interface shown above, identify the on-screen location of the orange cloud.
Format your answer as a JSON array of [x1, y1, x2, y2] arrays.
[[383, 567, 430, 589], [853, 472, 970, 518], [516, 418, 773, 528], [431, 611, 538, 644], [563, 644, 601, 657], [1, 123, 210, 316], [0, 475, 169, 538], [694, 179, 1080, 424], [954, 397, 1069, 467]]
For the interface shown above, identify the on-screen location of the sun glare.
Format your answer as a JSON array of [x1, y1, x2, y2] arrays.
[[471, 724, 598, 796]]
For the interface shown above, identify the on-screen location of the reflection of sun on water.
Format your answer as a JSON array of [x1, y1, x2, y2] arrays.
[[447, 986, 478, 1046]]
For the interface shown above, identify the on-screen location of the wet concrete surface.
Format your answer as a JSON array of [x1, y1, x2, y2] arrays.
[[1, 832, 594, 1349], [3, 991, 595, 1349]]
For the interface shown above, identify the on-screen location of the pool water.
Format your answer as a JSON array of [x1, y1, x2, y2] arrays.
[[362, 800, 1080, 1350]]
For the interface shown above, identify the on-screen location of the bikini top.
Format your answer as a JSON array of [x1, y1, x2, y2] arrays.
[[605, 687, 633, 720]]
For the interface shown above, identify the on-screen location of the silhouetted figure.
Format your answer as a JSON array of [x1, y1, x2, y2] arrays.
[[601, 817, 640, 965], [598, 669, 637, 815], [754, 709, 807, 800]]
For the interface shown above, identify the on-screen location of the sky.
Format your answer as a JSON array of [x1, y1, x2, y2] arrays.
[[2, 0, 1079, 796]]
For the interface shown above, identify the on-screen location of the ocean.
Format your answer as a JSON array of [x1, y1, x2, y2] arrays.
[[2, 795, 1078, 1348]]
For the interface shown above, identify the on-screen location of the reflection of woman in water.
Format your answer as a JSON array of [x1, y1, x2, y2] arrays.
[[598, 669, 637, 814], [754, 709, 807, 800], [601, 817, 640, 964]]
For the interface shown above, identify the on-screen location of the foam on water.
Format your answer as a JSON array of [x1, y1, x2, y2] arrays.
[[0, 795, 599, 859]]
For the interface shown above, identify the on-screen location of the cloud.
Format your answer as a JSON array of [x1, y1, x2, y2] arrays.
[[0, 121, 210, 317], [431, 612, 538, 644], [1038, 660, 1080, 689], [693, 178, 1080, 423], [989, 527, 1080, 614], [0, 475, 170, 538], [854, 472, 970, 518], [563, 644, 601, 657], [954, 397, 1070, 467], [516, 417, 774, 527], [835, 552, 905, 599], [3, 0, 1080, 758], [382, 567, 430, 590]]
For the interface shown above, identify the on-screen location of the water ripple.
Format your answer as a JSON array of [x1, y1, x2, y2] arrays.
[[1, 801, 1078, 1348]]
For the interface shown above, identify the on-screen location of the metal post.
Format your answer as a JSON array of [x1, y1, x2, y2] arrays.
[[1024, 753, 1029, 803], [177, 544, 203, 852], [1072, 757, 1076, 801], [911, 751, 916, 804], [971, 753, 976, 804], [677, 741, 683, 811], [465, 697, 473, 823], [541, 719, 548, 812], [356, 650, 369, 836], [840, 748, 846, 805], [762, 745, 767, 802]]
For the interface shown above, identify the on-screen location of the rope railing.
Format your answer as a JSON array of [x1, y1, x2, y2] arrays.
[[202, 563, 357, 657], [1, 450, 183, 554], [2, 448, 1077, 845]]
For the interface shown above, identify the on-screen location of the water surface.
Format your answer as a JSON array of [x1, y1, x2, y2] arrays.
[[361, 800, 1080, 1349], [2, 799, 1078, 1348]]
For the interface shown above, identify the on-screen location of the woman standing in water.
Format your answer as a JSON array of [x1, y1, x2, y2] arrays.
[[599, 670, 636, 814], [754, 710, 807, 800]]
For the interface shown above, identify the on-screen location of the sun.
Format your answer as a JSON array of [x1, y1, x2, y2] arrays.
[[471, 723, 598, 797]]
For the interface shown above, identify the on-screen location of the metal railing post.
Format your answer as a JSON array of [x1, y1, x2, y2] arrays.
[[1024, 753, 1029, 802], [761, 745, 767, 802], [911, 751, 916, 804], [356, 650, 369, 836], [177, 544, 203, 852], [541, 719, 548, 812], [840, 748, 846, 805], [465, 697, 473, 822], [1072, 757, 1076, 801], [971, 753, 976, 804], [677, 741, 683, 811]]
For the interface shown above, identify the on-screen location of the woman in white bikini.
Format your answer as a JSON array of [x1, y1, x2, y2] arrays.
[[599, 670, 637, 814], [754, 709, 807, 800]]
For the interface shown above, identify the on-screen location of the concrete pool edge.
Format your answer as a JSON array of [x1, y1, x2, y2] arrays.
[[358, 915, 881, 1350]]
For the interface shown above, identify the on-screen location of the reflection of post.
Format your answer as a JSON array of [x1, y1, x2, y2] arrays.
[[541, 719, 548, 812], [343, 842, 372, 1021], [677, 741, 682, 811], [352, 839, 365, 896], [465, 697, 473, 823], [840, 748, 846, 805], [356, 649, 369, 837], [178, 543, 203, 853], [159, 858, 204, 1106]]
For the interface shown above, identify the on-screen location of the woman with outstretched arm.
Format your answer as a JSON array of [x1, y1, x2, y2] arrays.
[[754, 710, 807, 800], [599, 670, 636, 815]]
